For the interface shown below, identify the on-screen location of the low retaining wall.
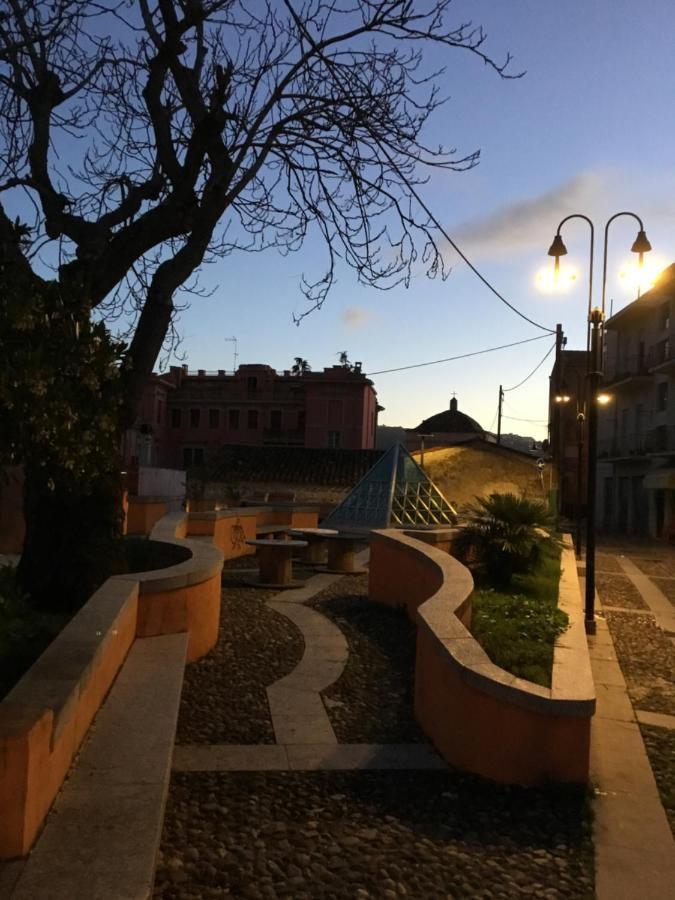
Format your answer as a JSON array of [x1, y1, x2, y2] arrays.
[[0, 512, 223, 860], [126, 496, 169, 535], [186, 508, 257, 559], [369, 530, 595, 786]]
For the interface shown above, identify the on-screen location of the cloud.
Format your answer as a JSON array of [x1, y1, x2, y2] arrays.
[[448, 171, 613, 261], [342, 306, 374, 329]]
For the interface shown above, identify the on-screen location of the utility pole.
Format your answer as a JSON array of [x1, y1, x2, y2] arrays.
[[497, 385, 504, 445]]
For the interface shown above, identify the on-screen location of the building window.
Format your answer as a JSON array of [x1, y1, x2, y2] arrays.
[[661, 302, 671, 330], [156, 400, 163, 425], [657, 381, 669, 412], [247, 376, 257, 392], [190, 408, 200, 428], [247, 409, 259, 430], [228, 408, 239, 430], [209, 408, 220, 429], [327, 430, 341, 448], [171, 408, 181, 428], [270, 410, 282, 430], [297, 410, 306, 431], [183, 447, 205, 468]]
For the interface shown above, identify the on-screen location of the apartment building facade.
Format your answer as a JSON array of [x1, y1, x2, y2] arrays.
[[549, 349, 589, 520], [124, 362, 380, 469], [597, 263, 675, 537]]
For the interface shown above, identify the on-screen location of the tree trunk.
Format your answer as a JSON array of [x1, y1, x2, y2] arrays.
[[18, 461, 126, 612]]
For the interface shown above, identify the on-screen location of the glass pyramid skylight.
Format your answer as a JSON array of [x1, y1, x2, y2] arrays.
[[322, 443, 456, 531]]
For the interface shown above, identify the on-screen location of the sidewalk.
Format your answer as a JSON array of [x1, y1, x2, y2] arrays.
[[582, 545, 675, 899]]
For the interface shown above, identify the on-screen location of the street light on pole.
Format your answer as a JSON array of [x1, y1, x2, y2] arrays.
[[546, 212, 652, 635]]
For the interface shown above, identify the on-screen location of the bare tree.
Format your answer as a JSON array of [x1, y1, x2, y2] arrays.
[[0, 0, 517, 604], [0, 0, 517, 411]]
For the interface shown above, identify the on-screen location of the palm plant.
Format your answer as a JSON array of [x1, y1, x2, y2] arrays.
[[454, 493, 557, 588], [291, 357, 311, 376]]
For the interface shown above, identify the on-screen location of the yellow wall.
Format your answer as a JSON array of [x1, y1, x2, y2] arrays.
[[413, 443, 550, 509]]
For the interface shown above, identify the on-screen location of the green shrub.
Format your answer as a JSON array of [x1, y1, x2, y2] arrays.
[[0, 565, 69, 699], [455, 493, 558, 587]]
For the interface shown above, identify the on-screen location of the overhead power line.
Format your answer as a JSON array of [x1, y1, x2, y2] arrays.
[[502, 414, 549, 425], [366, 333, 549, 376], [369, 142, 557, 336], [503, 342, 557, 392]]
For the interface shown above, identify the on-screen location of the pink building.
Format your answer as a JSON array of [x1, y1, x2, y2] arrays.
[[125, 363, 380, 469]]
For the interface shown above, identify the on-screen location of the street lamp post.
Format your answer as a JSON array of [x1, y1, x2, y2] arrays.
[[546, 212, 651, 635]]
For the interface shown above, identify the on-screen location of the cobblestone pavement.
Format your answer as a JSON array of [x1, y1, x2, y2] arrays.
[[156, 569, 596, 898], [596, 541, 675, 836], [309, 575, 425, 744], [176, 578, 303, 745], [155, 771, 593, 900]]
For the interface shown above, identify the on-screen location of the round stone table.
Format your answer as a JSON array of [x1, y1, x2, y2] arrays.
[[245, 538, 308, 588], [288, 527, 338, 566], [323, 533, 368, 574]]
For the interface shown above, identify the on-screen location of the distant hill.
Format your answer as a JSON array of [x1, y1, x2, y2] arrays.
[[494, 433, 544, 455], [377, 425, 547, 457], [376, 425, 407, 450]]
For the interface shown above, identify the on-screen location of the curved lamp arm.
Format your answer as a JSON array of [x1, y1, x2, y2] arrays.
[[601, 211, 646, 316], [555, 213, 595, 353]]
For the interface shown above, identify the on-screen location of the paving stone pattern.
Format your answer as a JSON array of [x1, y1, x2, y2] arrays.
[[155, 771, 594, 900], [176, 583, 304, 744], [648, 577, 675, 609], [309, 575, 425, 744], [604, 610, 675, 717], [595, 574, 648, 611], [639, 725, 675, 838], [594, 553, 623, 573]]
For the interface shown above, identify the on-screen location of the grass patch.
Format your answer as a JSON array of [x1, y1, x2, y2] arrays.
[[470, 543, 567, 687]]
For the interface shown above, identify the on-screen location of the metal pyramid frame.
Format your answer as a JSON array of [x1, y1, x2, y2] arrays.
[[322, 443, 456, 531]]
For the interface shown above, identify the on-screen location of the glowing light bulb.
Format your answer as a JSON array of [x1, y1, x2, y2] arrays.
[[535, 265, 579, 294], [618, 256, 666, 295]]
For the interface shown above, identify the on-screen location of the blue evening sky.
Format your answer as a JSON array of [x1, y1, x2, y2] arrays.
[[18, 1, 673, 440], [168, 0, 675, 439]]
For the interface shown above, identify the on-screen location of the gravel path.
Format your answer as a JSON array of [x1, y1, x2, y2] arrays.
[[594, 553, 622, 573], [604, 610, 675, 717], [639, 725, 675, 838], [155, 770, 594, 899], [595, 573, 648, 610], [176, 583, 304, 744], [309, 575, 425, 744]]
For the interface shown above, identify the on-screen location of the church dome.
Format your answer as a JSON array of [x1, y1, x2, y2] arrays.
[[412, 397, 484, 435]]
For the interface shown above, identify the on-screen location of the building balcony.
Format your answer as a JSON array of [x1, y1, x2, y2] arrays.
[[647, 342, 675, 374], [647, 425, 675, 457], [598, 432, 654, 461], [603, 354, 650, 389]]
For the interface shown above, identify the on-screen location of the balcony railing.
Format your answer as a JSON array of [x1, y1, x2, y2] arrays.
[[647, 342, 675, 369], [603, 353, 649, 384], [597, 432, 654, 459]]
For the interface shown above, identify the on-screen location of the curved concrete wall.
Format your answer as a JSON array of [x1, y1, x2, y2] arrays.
[[0, 512, 223, 859], [368, 530, 595, 786]]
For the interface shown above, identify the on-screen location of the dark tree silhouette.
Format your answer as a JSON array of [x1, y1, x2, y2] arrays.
[[0, 0, 517, 605], [291, 357, 311, 375]]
